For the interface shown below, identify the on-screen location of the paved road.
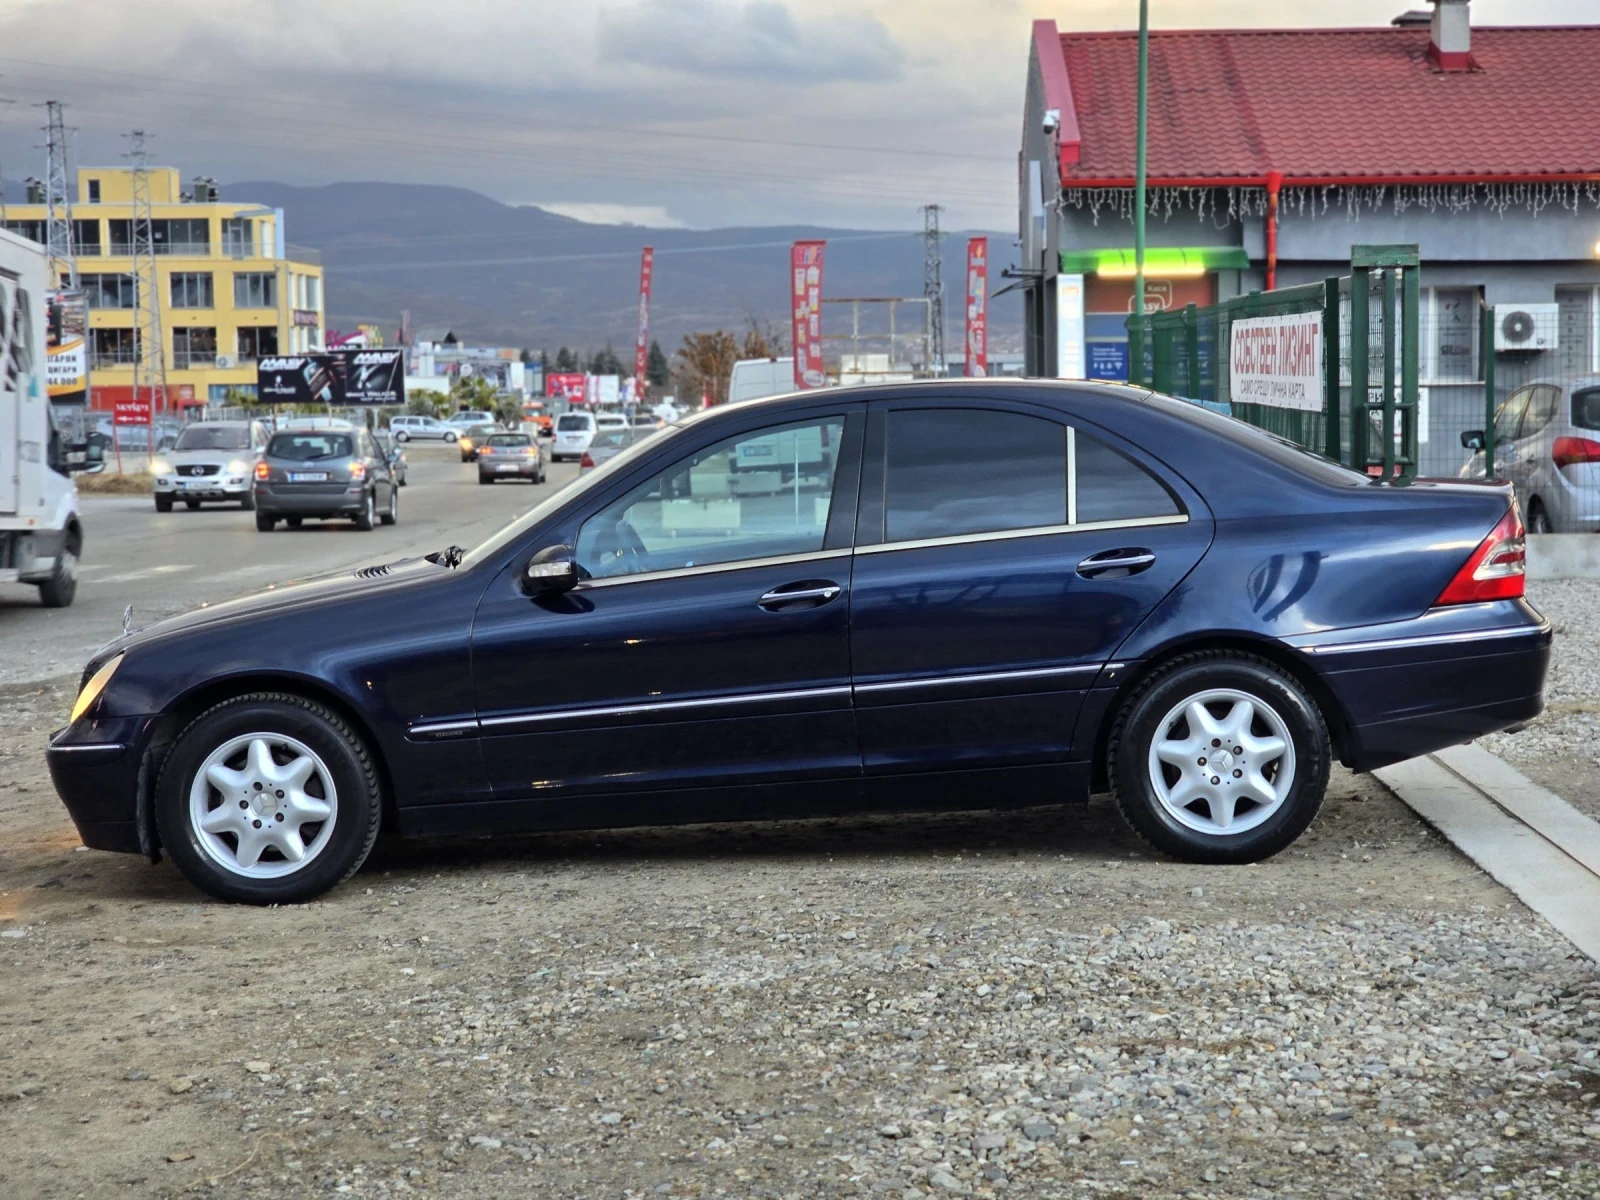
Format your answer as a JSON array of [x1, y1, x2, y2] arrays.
[[0, 441, 580, 686]]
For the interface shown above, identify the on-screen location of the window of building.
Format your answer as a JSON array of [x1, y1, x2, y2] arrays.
[[86, 179, 101, 203], [1556, 286, 1598, 377], [107, 219, 133, 255], [90, 327, 138, 367], [2, 220, 46, 245], [73, 219, 101, 257], [305, 276, 320, 309], [172, 327, 218, 369], [234, 272, 276, 308], [237, 326, 279, 361], [221, 218, 252, 258], [81, 273, 137, 309], [149, 218, 209, 255], [576, 417, 846, 580], [1427, 287, 1479, 382], [169, 272, 214, 309]]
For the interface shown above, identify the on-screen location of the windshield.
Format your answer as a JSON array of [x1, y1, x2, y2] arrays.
[[269, 433, 353, 461], [557, 415, 591, 431], [592, 429, 632, 450], [174, 425, 250, 451], [487, 433, 531, 447]]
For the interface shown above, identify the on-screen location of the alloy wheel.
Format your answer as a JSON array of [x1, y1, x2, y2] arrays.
[[187, 733, 339, 879], [1146, 688, 1295, 836]]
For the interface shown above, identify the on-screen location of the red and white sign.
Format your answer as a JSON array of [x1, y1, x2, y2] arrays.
[[1229, 311, 1323, 411], [113, 396, 152, 426], [546, 372, 586, 402], [634, 246, 654, 388], [965, 237, 988, 378], [790, 240, 826, 389]]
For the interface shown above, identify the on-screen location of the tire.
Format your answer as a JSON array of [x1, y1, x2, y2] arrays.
[[155, 495, 173, 513], [1108, 652, 1329, 864], [153, 693, 382, 904], [354, 489, 376, 531], [255, 512, 276, 533], [286, 516, 303, 529], [380, 486, 398, 526], [37, 543, 77, 608], [394, 430, 409, 443], [1528, 500, 1552, 535], [185, 499, 201, 511], [444, 431, 458, 444], [397, 473, 407, 488], [478, 475, 491, 485], [240, 491, 255, 511]]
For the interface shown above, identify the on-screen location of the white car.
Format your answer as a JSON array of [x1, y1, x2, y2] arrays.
[[552, 411, 597, 462], [595, 412, 628, 434], [151, 420, 270, 513], [445, 410, 496, 430], [389, 415, 459, 443]]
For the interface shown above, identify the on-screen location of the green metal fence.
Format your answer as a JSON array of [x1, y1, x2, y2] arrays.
[[1126, 244, 1422, 478]]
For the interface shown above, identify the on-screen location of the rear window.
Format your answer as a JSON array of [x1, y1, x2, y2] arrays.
[[592, 430, 632, 449], [268, 433, 352, 461], [557, 415, 591, 431], [487, 433, 531, 447], [1141, 391, 1368, 487], [1573, 387, 1600, 431], [174, 425, 250, 451]]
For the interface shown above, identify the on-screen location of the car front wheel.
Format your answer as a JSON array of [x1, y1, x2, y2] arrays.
[[153, 694, 382, 903], [1108, 652, 1328, 864]]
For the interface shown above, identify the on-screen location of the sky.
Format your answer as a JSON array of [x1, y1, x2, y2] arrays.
[[0, 0, 1594, 233]]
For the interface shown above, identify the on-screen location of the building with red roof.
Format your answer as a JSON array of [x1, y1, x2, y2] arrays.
[[1018, 0, 1600, 465]]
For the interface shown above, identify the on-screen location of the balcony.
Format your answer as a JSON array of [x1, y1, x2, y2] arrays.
[[285, 244, 322, 266], [90, 351, 138, 370]]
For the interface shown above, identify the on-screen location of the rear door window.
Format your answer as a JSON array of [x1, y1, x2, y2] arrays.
[[1573, 387, 1600, 431], [1073, 431, 1181, 523]]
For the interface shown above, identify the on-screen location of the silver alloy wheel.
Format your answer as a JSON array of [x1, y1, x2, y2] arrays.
[[188, 733, 338, 879], [58, 548, 77, 583], [388, 488, 397, 520], [1147, 688, 1295, 836], [364, 492, 375, 525]]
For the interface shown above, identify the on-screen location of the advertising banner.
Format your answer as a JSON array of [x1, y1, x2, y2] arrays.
[[257, 355, 345, 405], [343, 349, 406, 405], [790, 240, 826, 389], [1056, 273, 1084, 378], [113, 395, 151, 426], [46, 290, 89, 399], [1229, 312, 1323, 411], [634, 246, 654, 388], [547, 372, 586, 402], [964, 238, 988, 378]]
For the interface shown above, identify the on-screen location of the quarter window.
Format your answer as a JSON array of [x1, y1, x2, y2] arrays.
[[1073, 431, 1180, 523], [576, 417, 845, 580]]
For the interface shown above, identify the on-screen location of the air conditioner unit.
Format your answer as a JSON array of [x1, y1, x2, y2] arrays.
[[215, 354, 236, 369], [1494, 303, 1559, 352]]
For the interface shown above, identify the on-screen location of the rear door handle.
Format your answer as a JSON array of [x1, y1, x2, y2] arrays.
[[758, 581, 842, 610], [1077, 549, 1156, 579]]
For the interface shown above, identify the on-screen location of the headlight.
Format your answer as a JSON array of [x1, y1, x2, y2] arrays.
[[151, 459, 172, 476], [226, 459, 249, 475], [71, 654, 123, 724]]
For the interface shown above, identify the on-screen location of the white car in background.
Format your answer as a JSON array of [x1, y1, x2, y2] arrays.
[[445, 410, 496, 430], [389, 414, 458, 443], [151, 420, 270, 513], [552, 411, 597, 462]]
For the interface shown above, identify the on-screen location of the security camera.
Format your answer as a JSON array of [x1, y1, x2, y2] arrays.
[[1042, 108, 1060, 135]]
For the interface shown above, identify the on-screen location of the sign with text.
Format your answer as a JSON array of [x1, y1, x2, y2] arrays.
[[1229, 312, 1323, 411], [546, 372, 586, 402], [634, 246, 654, 388], [113, 395, 151, 426], [1055, 273, 1084, 378], [257, 355, 344, 405], [964, 237, 988, 377], [344, 349, 405, 404], [790, 240, 826, 389]]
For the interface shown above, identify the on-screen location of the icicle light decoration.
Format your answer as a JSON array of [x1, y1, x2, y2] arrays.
[[1060, 182, 1600, 224]]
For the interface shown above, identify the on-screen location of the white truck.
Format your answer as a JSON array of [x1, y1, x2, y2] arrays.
[[1, 228, 84, 607]]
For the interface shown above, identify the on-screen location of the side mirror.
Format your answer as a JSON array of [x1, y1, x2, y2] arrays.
[[1461, 429, 1486, 451], [523, 543, 579, 595]]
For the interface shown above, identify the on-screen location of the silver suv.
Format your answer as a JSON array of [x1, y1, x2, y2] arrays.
[[151, 420, 270, 512], [1461, 375, 1600, 532]]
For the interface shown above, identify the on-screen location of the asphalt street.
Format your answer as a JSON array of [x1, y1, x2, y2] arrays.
[[0, 441, 579, 687]]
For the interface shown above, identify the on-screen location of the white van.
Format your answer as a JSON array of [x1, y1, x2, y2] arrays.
[[728, 357, 796, 405], [552, 411, 597, 462]]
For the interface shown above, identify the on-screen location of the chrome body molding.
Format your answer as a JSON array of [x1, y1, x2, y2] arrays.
[[1293, 622, 1551, 657], [853, 663, 1100, 694], [47, 741, 127, 754], [853, 513, 1188, 557], [577, 548, 852, 590]]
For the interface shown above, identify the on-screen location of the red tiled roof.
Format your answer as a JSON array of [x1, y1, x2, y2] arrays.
[[1052, 25, 1600, 184]]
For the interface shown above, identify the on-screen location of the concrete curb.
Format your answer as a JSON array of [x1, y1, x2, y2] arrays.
[[1527, 533, 1600, 580], [1375, 749, 1600, 962]]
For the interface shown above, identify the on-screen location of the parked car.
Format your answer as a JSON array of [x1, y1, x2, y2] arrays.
[[48, 380, 1549, 904], [595, 412, 629, 435], [631, 413, 662, 432], [477, 431, 547, 484], [446, 410, 496, 431], [458, 423, 499, 463], [251, 427, 399, 532], [552, 411, 597, 462], [150, 420, 271, 512], [1460, 376, 1600, 533], [390, 414, 458, 443], [373, 430, 408, 487]]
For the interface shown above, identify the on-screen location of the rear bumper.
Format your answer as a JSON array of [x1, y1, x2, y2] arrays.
[[254, 484, 367, 515], [1290, 600, 1552, 770], [479, 461, 540, 478]]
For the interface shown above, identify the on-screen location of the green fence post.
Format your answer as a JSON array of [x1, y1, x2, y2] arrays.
[[1400, 263, 1419, 478], [1184, 303, 1200, 398], [1380, 268, 1396, 478], [1128, 315, 1143, 387], [1323, 276, 1341, 464], [1350, 268, 1370, 472], [1483, 303, 1496, 478]]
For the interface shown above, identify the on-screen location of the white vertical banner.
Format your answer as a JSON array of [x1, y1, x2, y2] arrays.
[[1056, 273, 1084, 378]]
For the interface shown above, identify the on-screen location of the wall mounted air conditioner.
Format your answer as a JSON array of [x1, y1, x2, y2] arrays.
[[1494, 304, 1559, 352], [215, 354, 236, 369]]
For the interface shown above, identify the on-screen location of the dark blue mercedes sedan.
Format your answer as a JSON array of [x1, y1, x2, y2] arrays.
[[48, 382, 1550, 903]]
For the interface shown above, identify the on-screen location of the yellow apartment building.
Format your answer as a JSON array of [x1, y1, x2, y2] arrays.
[[3, 166, 324, 410]]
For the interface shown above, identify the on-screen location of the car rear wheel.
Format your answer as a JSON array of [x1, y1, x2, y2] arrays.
[[240, 491, 255, 511], [444, 431, 458, 444], [1108, 653, 1328, 864], [1528, 500, 1552, 535], [255, 512, 276, 532], [37, 544, 77, 608], [380, 487, 398, 526], [154, 694, 382, 904], [354, 490, 376, 531]]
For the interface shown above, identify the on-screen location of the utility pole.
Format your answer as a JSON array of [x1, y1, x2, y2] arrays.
[[41, 100, 78, 288], [1133, 0, 1150, 320], [0, 86, 13, 224], [126, 130, 168, 443], [920, 204, 946, 377]]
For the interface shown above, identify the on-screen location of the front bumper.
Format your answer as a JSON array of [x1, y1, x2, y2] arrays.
[[46, 716, 154, 856], [254, 484, 367, 515], [155, 476, 250, 500]]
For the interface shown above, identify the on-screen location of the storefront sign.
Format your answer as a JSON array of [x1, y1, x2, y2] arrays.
[[292, 309, 320, 327], [634, 247, 654, 387], [1087, 342, 1129, 381], [791, 240, 826, 389], [1229, 312, 1323, 411], [965, 238, 988, 378], [1056, 273, 1084, 378]]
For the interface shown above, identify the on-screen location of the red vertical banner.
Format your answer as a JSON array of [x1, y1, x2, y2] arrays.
[[633, 246, 654, 389], [965, 237, 988, 378], [790, 240, 826, 389]]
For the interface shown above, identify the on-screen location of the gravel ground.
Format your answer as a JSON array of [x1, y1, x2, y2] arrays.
[[3, 677, 1599, 1200], [1481, 580, 1600, 820]]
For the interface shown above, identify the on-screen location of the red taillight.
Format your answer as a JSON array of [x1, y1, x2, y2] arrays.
[[254, 461, 269, 480], [350, 461, 366, 480], [1552, 436, 1600, 469], [580, 452, 595, 468], [480, 445, 493, 455], [1436, 506, 1526, 606]]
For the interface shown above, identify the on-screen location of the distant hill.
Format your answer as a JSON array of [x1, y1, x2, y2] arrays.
[[224, 180, 1020, 357]]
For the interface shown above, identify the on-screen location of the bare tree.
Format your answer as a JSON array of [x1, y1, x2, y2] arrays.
[[676, 331, 740, 406]]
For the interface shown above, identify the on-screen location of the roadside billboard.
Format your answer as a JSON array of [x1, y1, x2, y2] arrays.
[[46, 290, 88, 400], [343, 349, 406, 404], [256, 350, 406, 405], [1229, 312, 1322, 411], [547, 372, 586, 402], [790, 240, 825, 389]]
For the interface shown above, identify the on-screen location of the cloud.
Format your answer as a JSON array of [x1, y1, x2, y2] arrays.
[[599, 0, 905, 83], [534, 203, 688, 228]]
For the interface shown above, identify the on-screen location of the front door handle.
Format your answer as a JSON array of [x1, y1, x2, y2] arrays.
[[1077, 548, 1156, 579], [758, 581, 842, 610]]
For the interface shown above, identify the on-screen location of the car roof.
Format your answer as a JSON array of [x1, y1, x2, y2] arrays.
[[1521, 375, 1600, 391]]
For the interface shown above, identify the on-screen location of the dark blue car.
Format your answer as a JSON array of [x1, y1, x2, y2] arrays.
[[48, 382, 1550, 903]]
